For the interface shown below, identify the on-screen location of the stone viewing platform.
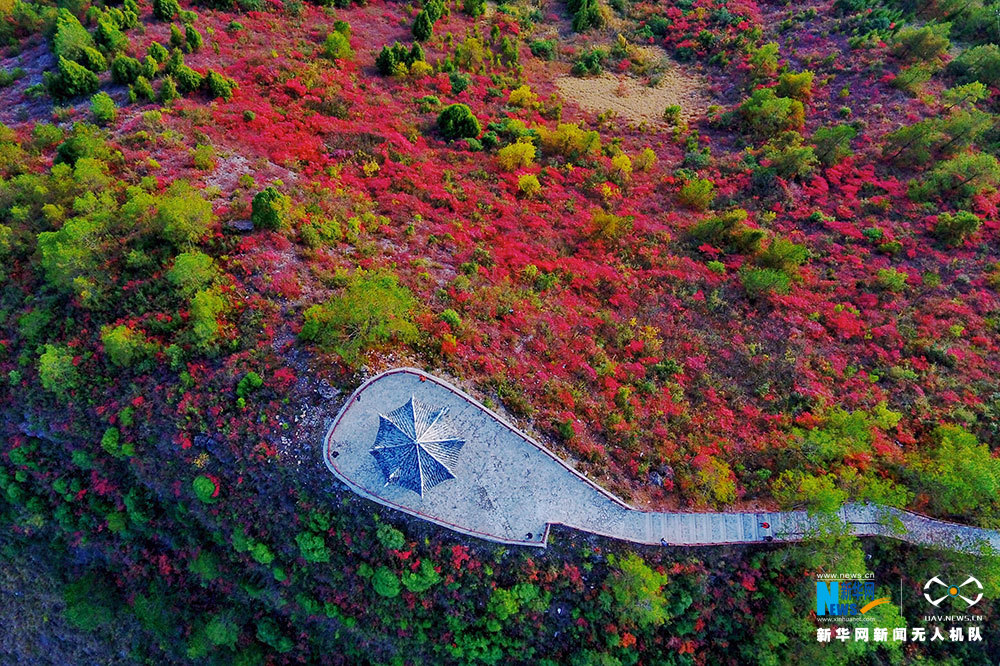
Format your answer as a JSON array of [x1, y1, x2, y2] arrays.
[[324, 368, 1000, 553]]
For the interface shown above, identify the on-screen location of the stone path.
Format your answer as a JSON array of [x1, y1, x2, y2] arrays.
[[323, 368, 1000, 553]]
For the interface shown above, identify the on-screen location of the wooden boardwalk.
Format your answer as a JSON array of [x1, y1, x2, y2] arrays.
[[324, 368, 1000, 553]]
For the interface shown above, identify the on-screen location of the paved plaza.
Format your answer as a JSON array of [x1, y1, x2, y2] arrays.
[[324, 368, 1000, 552]]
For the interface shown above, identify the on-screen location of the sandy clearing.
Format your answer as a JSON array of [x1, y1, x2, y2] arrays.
[[555, 67, 711, 125]]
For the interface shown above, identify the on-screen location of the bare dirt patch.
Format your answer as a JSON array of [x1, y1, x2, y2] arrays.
[[555, 66, 711, 125]]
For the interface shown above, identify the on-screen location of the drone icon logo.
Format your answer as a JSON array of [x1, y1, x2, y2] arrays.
[[923, 576, 983, 608]]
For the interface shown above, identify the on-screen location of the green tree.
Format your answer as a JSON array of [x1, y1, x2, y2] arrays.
[[911, 425, 1000, 517], [324, 31, 353, 60], [46, 56, 100, 100], [772, 470, 847, 513], [606, 552, 670, 629], [90, 92, 117, 125], [190, 289, 226, 349], [776, 70, 815, 102], [38, 344, 80, 397], [908, 151, 1000, 205], [167, 251, 218, 295], [37, 216, 103, 294], [740, 88, 805, 139], [157, 180, 214, 245], [205, 613, 239, 649], [949, 44, 1000, 86], [94, 17, 129, 55], [251, 186, 291, 230], [101, 324, 150, 366], [812, 124, 856, 166], [299, 269, 418, 362], [412, 10, 434, 41], [296, 531, 331, 563], [437, 104, 480, 141], [749, 42, 779, 78], [401, 559, 441, 593], [111, 55, 142, 84], [893, 22, 951, 62], [52, 8, 94, 62], [152, 0, 180, 21]]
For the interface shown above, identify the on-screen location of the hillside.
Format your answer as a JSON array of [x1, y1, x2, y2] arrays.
[[0, 0, 999, 662]]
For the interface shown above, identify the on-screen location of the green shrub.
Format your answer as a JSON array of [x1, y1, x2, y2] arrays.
[[251, 186, 291, 230], [236, 371, 263, 399], [203, 70, 237, 100], [299, 269, 418, 363], [376, 522, 406, 550], [572, 47, 606, 75], [205, 613, 239, 649], [568, 0, 602, 31], [876, 267, 907, 292], [933, 210, 981, 247], [90, 92, 116, 125], [776, 70, 815, 102], [101, 427, 135, 459], [463, 0, 485, 17], [372, 566, 401, 597], [159, 76, 180, 103], [742, 267, 791, 299], [529, 39, 556, 60], [757, 236, 808, 274], [46, 56, 100, 100], [193, 475, 218, 503], [152, 0, 180, 20], [101, 324, 149, 366], [689, 209, 765, 255], [185, 24, 203, 52], [324, 31, 353, 60], [256, 618, 293, 653], [148, 41, 169, 63], [740, 87, 805, 139], [437, 103, 481, 140], [111, 55, 142, 84], [677, 178, 715, 211], [173, 65, 203, 93]]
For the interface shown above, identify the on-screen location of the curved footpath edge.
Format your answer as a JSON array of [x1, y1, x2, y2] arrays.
[[323, 368, 1000, 554]]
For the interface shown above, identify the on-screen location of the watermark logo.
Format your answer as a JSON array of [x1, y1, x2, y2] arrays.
[[923, 576, 983, 609], [816, 579, 891, 617]]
